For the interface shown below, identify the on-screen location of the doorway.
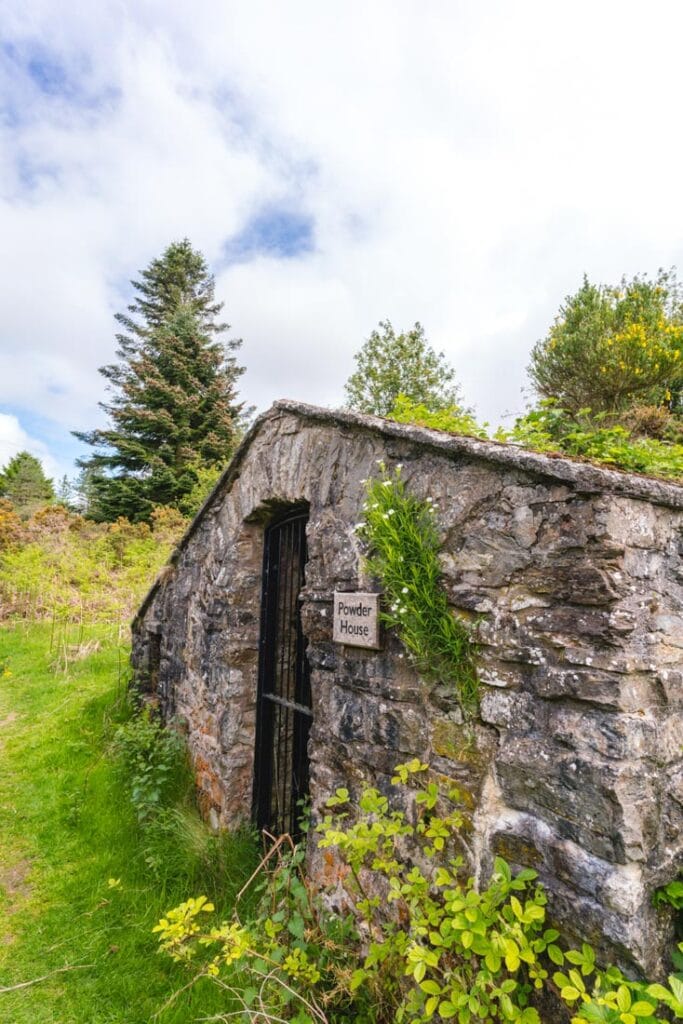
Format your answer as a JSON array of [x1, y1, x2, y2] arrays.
[[253, 509, 311, 838]]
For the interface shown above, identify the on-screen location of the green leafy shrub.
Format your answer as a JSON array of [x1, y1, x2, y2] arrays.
[[654, 878, 683, 912], [114, 708, 186, 825], [113, 706, 261, 896], [177, 462, 224, 518], [155, 837, 370, 1023], [654, 875, 683, 947], [387, 394, 489, 439], [496, 400, 683, 481], [317, 760, 552, 1023], [387, 392, 683, 485], [357, 463, 478, 715], [155, 764, 683, 1024], [0, 503, 183, 628], [528, 270, 683, 417]]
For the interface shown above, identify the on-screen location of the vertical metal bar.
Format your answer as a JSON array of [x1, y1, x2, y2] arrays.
[[294, 516, 305, 830], [273, 701, 282, 827], [277, 521, 289, 833], [274, 524, 286, 830], [283, 519, 296, 832], [254, 517, 276, 828]]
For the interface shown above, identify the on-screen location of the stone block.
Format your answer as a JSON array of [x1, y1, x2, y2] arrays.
[[496, 739, 658, 863], [479, 690, 535, 730], [522, 560, 621, 605]]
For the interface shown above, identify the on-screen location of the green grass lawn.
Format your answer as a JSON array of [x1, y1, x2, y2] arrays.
[[0, 622, 259, 1024]]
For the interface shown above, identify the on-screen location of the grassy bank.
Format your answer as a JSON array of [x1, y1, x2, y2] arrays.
[[0, 623, 259, 1023]]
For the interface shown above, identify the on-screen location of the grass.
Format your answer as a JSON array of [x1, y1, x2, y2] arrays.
[[0, 621, 260, 1023]]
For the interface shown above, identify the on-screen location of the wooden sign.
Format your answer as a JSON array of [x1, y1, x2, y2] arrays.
[[333, 592, 381, 649]]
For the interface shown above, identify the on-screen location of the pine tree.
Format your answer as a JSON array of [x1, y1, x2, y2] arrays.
[[71, 465, 100, 517], [344, 320, 463, 417], [56, 475, 75, 509], [0, 451, 55, 518], [75, 241, 247, 522]]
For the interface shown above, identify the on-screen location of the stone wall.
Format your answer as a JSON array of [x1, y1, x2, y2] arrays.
[[132, 400, 683, 974]]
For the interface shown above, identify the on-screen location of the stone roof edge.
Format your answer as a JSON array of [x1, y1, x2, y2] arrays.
[[132, 403, 278, 625], [132, 398, 683, 625], [277, 399, 683, 506]]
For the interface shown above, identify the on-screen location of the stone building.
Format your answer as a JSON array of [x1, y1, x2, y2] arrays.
[[132, 400, 683, 973]]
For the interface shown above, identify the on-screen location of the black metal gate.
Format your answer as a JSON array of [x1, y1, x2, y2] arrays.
[[253, 510, 311, 838]]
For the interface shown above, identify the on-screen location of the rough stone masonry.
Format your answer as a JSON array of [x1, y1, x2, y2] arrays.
[[132, 400, 683, 975]]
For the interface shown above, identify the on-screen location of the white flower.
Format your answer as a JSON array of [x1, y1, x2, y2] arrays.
[[382, 513, 389, 520], [401, 586, 408, 594], [360, 478, 368, 484], [382, 480, 392, 487], [399, 607, 407, 615], [396, 463, 403, 470], [353, 523, 364, 531], [387, 509, 395, 516]]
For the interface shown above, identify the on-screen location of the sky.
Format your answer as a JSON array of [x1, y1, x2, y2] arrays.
[[3, 1, 683, 482]]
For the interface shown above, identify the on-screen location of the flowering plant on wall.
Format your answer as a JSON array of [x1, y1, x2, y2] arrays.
[[355, 461, 478, 716]]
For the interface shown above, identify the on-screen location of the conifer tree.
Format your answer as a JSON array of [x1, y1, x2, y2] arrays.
[[0, 451, 54, 518], [75, 240, 246, 522]]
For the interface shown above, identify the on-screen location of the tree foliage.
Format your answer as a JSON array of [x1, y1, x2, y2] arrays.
[[0, 451, 54, 519], [528, 270, 683, 417], [344, 320, 463, 416], [75, 240, 246, 522], [0, 502, 184, 625]]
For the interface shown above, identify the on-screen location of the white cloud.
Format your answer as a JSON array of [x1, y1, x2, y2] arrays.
[[0, 413, 60, 481], [3, 0, 683, 469]]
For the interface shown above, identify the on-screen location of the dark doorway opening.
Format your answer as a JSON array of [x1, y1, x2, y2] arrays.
[[253, 509, 311, 839], [148, 632, 161, 692]]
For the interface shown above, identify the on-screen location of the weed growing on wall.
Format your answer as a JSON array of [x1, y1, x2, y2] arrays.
[[654, 877, 683, 912], [357, 462, 478, 716], [155, 763, 683, 1023], [114, 709, 187, 825], [388, 395, 683, 483], [388, 394, 489, 439], [495, 401, 683, 479]]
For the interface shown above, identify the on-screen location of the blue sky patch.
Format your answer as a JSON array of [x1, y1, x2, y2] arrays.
[[2, 41, 79, 98], [26, 51, 72, 96], [0, 404, 86, 480], [223, 207, 315, 264], [1, 40, 120, 115]]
